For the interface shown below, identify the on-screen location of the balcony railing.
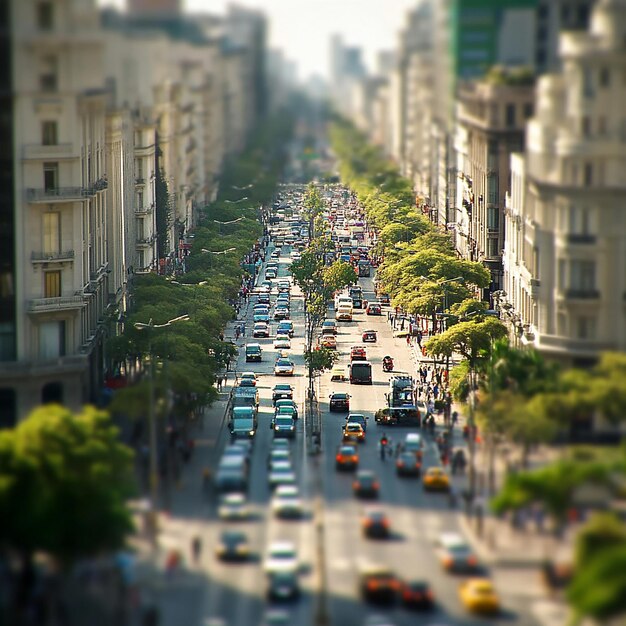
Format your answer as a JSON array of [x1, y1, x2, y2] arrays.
[[134, 204, 154, 215], [27, 187, 91, 202], [31, 250, 75, 263], [136, 236, 154, 246], [90, 178, 108, 192], [135, 177, 145, 185], [564, 289, 600, 300], [567, 233, 597, 245], [29, 295, 85, 313]]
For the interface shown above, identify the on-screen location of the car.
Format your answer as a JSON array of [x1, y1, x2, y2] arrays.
[[260, 280, 273, 290], [277, 281, 291, 293], [268, 448, 291, 468], [274, 358, 295, 376], [277, 321, 294, 337], [402, 433, 424, 460], [366, 302, 382, 315], [400, 581, 434, 610], [459, 578, 500, 615], [253, 322, 270, 338], [215, 530, 250, 561], [378, 293, 391, 305], [268, 460, 296, 489], [272, 384, 293, 403], [423, 467, 450, 492], [396, 452, 421, 477], [436, 533, 479, 572], [345, 412, 368, 431], [321, 320, 337, 335], [335, 444, 359, 470], [217, 492, 251, 521], [275, 405, 297, 424], [335, 307, 353, 321], [245, 343, 263, 362], [330, 365, 347, 382], [362, 329, 377, 343], [362, 510, 390, 537], [238, 372, 257, 387], [270, 438, 291, 452], [267, 570, 300, 602], [272, 415, 296, 439], [266, 268, 278, 279], [253, 303, 271, 313], [271, 484, 304, 518], [276, 295, 290, 308], [353, 470, 380, 499], [254, 313, 271, 323], [359, 565, 400, 603], [350, 346, 367, 361], [270, 249, 280, 258], [257, 293, 270, 305], [264, 541, 299, 574], [273, 307, 290, 321], [329, 392, 350, 412], [273, 335, 291, 349], [275, 399, 298, 418], [343, 422, 366, 443], [319, 334, 337, 349], [221, 444, 250, 466]]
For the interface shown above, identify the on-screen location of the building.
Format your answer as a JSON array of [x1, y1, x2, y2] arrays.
[[502, 0, 626, 365], [455, 69, 535, 297]]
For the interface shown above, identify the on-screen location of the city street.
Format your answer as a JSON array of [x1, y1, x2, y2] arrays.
[[147, 238, 544, 626]]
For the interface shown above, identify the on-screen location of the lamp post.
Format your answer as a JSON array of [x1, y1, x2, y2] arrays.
[[201, 247, 237, 269], [232, 183, 253, 191], [223, 197, 248, 205], [134, 314, 190, 545], [213, 216, 244, 235]]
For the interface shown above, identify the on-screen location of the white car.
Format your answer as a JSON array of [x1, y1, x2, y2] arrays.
[[264, 540, 299, 574], [253, 322, 270, 338], [217, 493, 251, 520], [268, 460, 296, 490], [291, 251, 301, 261], [271, 485, 304, 518], [274, 358, 295, 376], [273, 336, 291, 350]]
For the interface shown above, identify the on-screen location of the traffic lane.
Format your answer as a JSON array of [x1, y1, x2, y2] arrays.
[[320, 306, 536, 624]]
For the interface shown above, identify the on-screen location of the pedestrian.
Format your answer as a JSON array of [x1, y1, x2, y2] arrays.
[[191, 536, 202, 565], [234, 326, 240, 340], [202, 467, 212, 498], [400, 318, 405, 331], [216, 376, 222, 391], [416, 330, 423, 349], [452, 410, 459, 427]]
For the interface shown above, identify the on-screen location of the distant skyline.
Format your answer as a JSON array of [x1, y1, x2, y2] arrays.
[[99, 0, 419, 81]]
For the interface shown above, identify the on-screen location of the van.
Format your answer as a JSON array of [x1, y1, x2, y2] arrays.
[[349, 361, 372, 385], [335, 306, 353, 322], [245, 343, 263, 362], [335, 295, 353, 309], [229, 406, 257, 440], [231, 387, 259, 415]]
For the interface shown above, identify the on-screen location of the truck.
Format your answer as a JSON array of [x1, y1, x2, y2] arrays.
[[375, 374, 421, 426], [231, 386, 259, 409], [349, 286, 363, 308], [357, 259, 371, 278]]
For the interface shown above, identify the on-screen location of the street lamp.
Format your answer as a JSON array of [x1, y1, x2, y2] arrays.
[[134, 314, 190, 544], [223, 197, 248, 204], [201, 247, 237, 269], [213, 216, 244, 235], [232, 184, 253, 191]]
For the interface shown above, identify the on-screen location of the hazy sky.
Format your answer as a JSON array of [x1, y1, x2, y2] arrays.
[[100, 0, 418, 80]]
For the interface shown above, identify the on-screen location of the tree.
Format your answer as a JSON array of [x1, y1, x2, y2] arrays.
[[304, 346, 338, 377], [567, 512, 626, 623], [323, 261, 357, 293], [0, 404, 135, 567]]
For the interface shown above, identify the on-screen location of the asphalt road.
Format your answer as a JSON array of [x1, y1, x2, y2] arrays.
[[195, 242, 541, 626]]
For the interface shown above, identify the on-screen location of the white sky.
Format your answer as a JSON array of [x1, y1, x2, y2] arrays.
[[99, 0, 418, 81]]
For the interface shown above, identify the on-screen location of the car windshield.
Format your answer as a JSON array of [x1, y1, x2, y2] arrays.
[[276, 417, 293, 426], [276, 359, 292, 366], [347, 424, 361, 431], [274, 385, 291, 391], [333, 394, 348, 399]]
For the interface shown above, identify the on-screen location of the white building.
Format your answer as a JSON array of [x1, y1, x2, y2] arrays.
[[503, 0, 626, 365]]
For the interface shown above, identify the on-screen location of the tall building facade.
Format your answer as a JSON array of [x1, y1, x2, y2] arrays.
[[502, 0, 626, 364]]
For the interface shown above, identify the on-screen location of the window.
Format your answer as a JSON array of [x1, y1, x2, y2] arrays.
[[583, 67, 594, 98], [598, 116, 606, 135], [576, 316, 596, 340], [582, 116, 590, 137], [41, 121, 57, 145], [487, 238, 500, 258], [37, 1, 53, 30], [557, 313, 567, 337], [43, 162, 58, 191], [487, 175, 498, 204], [44, 270, 61, 298], [39, 55, 57, 91], [136, 159, 143, 179], [599, 67, 610, 87], [558, 258, 566, 289], [505, 103, 516, 127], [532, 247, 539, 276], [42, 212, 60, 254], [136, 219, 144, 240], [523, 103, 533, 119], [137, 190, 143, 209], [138, 250, 145, 269], [570, 260, 595, 291], [487, 207, 499, 230], [583, 162, 593, 186], [39, 321, 66, 359]]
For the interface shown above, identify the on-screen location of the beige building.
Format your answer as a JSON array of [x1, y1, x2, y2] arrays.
[[455, 74, 535, 296], [503, 0, 626, 365]]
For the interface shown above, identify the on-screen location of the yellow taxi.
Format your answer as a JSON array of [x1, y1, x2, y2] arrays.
[[335, 445, 359, 471], [459, 578, 500, 614], [422, 467, 450, 491], [342, 422, 366, 443], [320, 334, 337, 349]]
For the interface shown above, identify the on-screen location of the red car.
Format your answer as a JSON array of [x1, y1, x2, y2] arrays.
[[366, 303, 382, 315], [350, 346, 367, 361], [362, 329, 377, 343]]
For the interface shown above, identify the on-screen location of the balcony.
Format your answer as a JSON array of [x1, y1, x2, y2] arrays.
[[563, 289, 600, 300], [134, 204, 154, 216], [135, 177, 145, 185], [27, 187, 91, 203], [90, 178, 108, 192], [29, 295, 86, 313], [567, 233, 597, 245], [136, 236, 154, 247], [31, 250, 75, 264], [23, 143, 76, 160]]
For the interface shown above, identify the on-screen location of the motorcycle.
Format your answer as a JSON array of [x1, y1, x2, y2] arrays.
[[382, 356, 394, 372]]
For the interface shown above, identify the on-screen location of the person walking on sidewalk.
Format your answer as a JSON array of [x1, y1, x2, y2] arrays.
[[191, 535, 203, 565]]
